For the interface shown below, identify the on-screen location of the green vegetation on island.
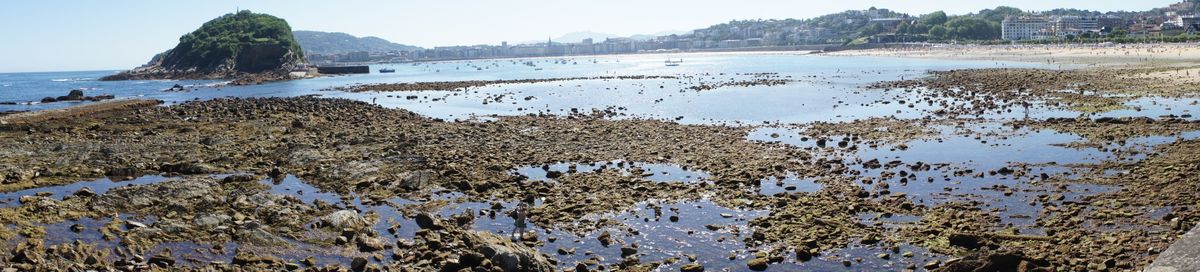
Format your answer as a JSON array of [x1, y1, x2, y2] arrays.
[[163, 10, 304, 72], [102, 10, 307, 82]]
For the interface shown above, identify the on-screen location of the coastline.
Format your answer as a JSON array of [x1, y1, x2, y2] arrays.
[[820, 43, 1200, 67], [1, 44, 1199, 271], [822, 43, 1200, 93]]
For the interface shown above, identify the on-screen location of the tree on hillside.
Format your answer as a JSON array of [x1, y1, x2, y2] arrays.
[[861, 23, 888, 36], [920, 11, 949, 26], [929, 25, 948, 40], [905, 11, 947, 36], [977, 6, 1025, 22], [943, 17, 1000, 40], [1111, 29, 1128, 38]]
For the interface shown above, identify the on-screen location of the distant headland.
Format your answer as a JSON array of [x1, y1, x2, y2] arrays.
[[100, 11, 309, 84]]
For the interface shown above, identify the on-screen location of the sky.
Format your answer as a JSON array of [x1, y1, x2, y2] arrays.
[[0, 0, 1181, 73]]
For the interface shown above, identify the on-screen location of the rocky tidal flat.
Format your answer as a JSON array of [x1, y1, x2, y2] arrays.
[[0, 61, 1198, 272]]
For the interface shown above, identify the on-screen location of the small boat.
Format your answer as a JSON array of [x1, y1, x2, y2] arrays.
[[379, 68, 396, 73], [665, 59, 682, 67]]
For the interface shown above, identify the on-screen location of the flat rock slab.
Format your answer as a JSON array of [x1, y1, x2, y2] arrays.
[[1148, 223, 1200, 272], [0, 99, 160, 125]]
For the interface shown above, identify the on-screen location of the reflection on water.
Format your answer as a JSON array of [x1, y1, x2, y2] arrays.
[[0, 175, 172, 208], [759, 172, 824, 195], [515, 160, 711, 183], [1, 54, 1057, 124]]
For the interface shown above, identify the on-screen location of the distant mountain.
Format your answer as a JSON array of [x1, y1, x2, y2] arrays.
[[522, 30, 694, 45], [294, 30, 422, 55], [631, 30, 691, 41], [547, 31, 620, 44]]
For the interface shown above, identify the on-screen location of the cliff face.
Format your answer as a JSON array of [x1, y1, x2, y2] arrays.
[[102, 11, 306, 83]]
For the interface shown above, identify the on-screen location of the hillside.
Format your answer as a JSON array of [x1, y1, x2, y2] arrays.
[[681, 2, 1192, 46], [294, 30, 421, 55], [102, 10, 307, 83]]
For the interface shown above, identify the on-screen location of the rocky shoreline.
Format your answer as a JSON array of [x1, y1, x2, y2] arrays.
[[100, 69, 296, 86], [330, 76, 680, 92], [0, 60, 1199, 271], [329, 73, 796, 94]]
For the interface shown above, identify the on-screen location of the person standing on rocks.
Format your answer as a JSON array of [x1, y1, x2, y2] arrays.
[[510, 202, 528, 241]]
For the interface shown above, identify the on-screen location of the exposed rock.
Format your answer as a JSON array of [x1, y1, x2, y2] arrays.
[[317, 210, 367, 230], [232, 251, 282, 267], [415, 212, 442, 230], [350, 256, 368, 271], [148, 250, 175, 267], [73, 187, 97, 197], [747, 257, 769, 271], [159, 162, 219, 175], [356, 236, 387, 252], [472, 230, 555, 272], [948, 233, 982, 249], [598, 231, 613, 247], [398, 170, 435, 190], [620, 246, 637, 257], [935, 251, 1047, 272]]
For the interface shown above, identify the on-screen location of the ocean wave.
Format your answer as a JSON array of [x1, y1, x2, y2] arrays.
[[50, 78, 92, 82], [203, 81, 231, 87]]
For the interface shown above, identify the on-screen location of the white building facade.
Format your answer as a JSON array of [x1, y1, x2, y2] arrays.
[[1003, 16, 1106, 40], [1002, 17, 1051, 40]]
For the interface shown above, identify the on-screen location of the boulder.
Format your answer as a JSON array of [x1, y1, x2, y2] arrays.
[[458, 251, 486, 267], [105, 167, 139, 178], [64, 90, 85, 100], [415, 212, 442, 230], [747, 257, 769, 271], [620, 246, 637, 257], [398, 170, 435, 190], [472, 231, 555, 272], [356, 236, 387, 252], [317, 210, 367, 230], [73, 187, 97, 197], [350, 256, 368, 272], [148, 250, 175, 267], [597, 231, 613, 246], [232, 251, 281, 266], [948, 233, 982, 249], [160, 162, 219, 175]]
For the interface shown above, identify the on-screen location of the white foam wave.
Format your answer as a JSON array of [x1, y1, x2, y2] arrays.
[[50, 78, 92, 82]]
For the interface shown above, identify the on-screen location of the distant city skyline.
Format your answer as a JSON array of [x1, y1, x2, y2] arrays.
[[0, 0, 1181, 73]]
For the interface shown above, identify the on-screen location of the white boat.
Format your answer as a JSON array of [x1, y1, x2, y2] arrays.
[[665, 59, 682, 66]]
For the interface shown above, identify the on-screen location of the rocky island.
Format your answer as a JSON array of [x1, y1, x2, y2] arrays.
[[100, 11, 308, 85]]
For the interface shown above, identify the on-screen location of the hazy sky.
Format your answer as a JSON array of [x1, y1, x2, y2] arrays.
[[0, 0, 1179, 73]]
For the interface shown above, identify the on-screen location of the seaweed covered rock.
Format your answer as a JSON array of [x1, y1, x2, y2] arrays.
[[101, 10, 307, 84]]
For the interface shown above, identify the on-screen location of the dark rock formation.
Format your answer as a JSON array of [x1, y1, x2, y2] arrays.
[[101, 11, 307, 84]]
